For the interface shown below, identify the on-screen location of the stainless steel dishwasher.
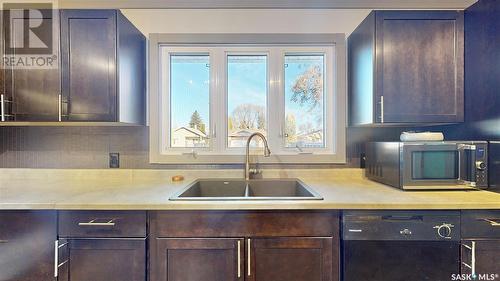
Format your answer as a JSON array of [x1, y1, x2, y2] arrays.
[[342, 211, 461, 281]]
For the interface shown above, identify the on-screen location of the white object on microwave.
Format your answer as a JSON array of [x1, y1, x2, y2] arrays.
[[400, 131, 444, 142]]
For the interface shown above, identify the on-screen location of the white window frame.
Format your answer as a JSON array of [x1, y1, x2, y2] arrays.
[[149, 34, 346, 164]]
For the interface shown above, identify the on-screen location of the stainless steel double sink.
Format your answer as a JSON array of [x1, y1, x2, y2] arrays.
[[169, 179, 323, 200]]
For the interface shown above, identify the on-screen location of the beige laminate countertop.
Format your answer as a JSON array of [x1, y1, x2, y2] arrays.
[[0, 168, 499, 210]]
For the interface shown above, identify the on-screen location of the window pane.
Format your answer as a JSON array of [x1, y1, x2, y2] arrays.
[[227, 55, 267, 148], [284, 55, 325, 148], [170, 55, 210, 148]]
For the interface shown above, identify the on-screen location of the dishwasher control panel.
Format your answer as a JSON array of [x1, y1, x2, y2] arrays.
[[343, 211, 461, 241]]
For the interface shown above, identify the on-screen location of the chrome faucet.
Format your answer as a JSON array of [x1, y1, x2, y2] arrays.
[[245, 132, 271, 180]]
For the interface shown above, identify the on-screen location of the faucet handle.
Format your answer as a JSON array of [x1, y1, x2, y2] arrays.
[[249, 168, 262, 175]]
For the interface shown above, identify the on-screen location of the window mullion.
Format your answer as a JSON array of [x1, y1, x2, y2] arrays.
[[267, 47, 283, 154], [212, 48, 226, 154]]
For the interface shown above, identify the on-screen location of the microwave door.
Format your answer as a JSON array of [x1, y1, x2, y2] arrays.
[[458, 144, 477, 187], [402, 144, 461, 189]]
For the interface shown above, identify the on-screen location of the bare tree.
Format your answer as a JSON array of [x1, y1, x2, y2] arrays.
[[290, 65, 323, 111], [299, 122, 314, 134], [231, 104, 265, 130], [284, 113, 297, 143]]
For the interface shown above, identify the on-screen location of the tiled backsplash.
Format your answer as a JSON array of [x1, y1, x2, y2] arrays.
[[0, 126, 150, 169], [0, 126, 351, 169]]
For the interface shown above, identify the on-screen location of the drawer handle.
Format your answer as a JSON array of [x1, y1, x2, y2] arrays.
[[237, 240, 241, 278], [54, 240, 59, 277], [462, 241, 477, 276], [58, 260, 69, 268], [247, 239, 251, 277], [0, 239, 8, 243], [471, 241, 476, 276], [481, 218, 500, 226], [78, 219, 116, 226]]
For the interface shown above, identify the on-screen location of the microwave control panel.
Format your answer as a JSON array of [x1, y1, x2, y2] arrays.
[[474, 143, 488, 188]]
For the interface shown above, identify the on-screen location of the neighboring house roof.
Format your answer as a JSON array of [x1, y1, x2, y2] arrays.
[[297, 129, 323, 139], [174, 126, 207, 138], [228, 129, 266, 138]]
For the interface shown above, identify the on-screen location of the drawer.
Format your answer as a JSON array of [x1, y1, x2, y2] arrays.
[[58, 211, 147, 238], [150, 210, 338, 237], [461, 210, 500, 238]]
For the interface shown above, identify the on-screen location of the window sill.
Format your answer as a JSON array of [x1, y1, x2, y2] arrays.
[[149, 152, 346, 164]]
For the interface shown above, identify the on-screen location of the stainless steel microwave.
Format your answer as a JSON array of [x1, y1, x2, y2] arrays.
[[365, 141, 488, 190]]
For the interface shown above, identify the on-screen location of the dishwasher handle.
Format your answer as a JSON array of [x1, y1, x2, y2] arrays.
[[382, 215, 424, 221]]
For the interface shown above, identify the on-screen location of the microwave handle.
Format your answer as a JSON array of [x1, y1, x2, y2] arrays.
[[457, 144, 476, 184]]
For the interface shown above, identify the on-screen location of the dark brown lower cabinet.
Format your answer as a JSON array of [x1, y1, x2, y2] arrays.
[[156, 238, 244, 281], [249, 237, 333, 281], [154, 237, 333, 281], [150, 211, 339, 281], [56, 239, 146, 281], [0, 211, 57, 281], [461, 240, 500, 277]]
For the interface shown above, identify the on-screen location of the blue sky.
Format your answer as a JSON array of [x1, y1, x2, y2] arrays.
[[170, 54, 324, 133], [284, 55, 324, 132]]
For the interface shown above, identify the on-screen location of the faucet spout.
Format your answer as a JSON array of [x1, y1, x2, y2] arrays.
[[245, 132, 271, 181]]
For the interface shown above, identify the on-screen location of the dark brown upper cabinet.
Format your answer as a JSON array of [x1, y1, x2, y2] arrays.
[[0, 9, 145, 124], [60, 10, 146, 123], [2, 10, 60, 121], [348, 11, 464, 126]]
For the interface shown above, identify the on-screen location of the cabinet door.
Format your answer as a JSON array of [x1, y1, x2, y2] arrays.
[[153, 238, 244, 281], [249, 237, 335, 281], [0, 10, 13, 121], [60, 10, 117, 121], [6, 10, 60, 121], [0, 211, 57, 281], [375, 11, 464, 123], [66, 239, 145, 281], [461, 240, 500, 277]]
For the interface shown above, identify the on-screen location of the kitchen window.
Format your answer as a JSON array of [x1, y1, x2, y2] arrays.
[[169, 54, 210, 148], [150, 34, 346, 164]]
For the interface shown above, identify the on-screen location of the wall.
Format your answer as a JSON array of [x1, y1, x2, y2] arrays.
[[0, 126, 349, 168], [4, 4, 495, 169], [121, 9, 371, 36], [0, 9, 371, 169]]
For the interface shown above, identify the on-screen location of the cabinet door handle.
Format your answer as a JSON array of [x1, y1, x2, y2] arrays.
[[54, 240, 59, 277], [1, 94, 4, 122], [481, 218, 500, 226], [237, 240, 241, 278], [379, 95, 384, 123], [471, 241, 476, 276], [78, 219, 115, 226], [247, 239, 251, 277], [58, 94, 62, 122]]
